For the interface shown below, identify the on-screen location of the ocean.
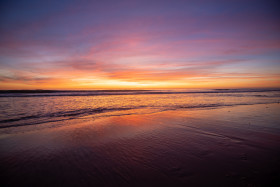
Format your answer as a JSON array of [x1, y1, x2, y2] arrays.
[[1, 88, 280, 186], [1, 88, 280, 129]]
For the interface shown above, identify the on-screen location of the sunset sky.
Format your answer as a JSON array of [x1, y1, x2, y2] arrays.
[[0, 0, 279, 89]]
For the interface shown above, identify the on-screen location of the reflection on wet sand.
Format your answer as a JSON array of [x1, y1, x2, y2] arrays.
[[1, 104, 280, 186]]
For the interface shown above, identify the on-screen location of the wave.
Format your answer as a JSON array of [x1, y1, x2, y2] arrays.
[[0, 107, 138, 128], [0, 88, 280, 97], [0, 101, 278, 129]]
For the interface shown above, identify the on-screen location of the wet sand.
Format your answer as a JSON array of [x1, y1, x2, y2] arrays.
[[1, 104, 280, 186]]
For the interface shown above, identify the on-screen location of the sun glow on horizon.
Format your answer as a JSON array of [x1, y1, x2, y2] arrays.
[[0, 0, 279, 90]]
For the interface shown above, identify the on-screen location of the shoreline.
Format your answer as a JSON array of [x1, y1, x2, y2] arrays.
[[1, 102, 279, 135], [1, 103, 280, 186]]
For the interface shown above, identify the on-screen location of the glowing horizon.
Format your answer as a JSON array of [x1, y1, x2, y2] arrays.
[[0, 0, 279, 90]]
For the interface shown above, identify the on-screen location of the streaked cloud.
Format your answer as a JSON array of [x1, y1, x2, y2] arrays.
[[0, 0, 279, 89]]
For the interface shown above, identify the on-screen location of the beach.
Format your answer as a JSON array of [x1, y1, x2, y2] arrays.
[[1, 96, 280, 186], [1, 0, 280, 186]]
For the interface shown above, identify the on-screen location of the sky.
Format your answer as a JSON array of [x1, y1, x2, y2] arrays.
[[0, 0, 279, 89]]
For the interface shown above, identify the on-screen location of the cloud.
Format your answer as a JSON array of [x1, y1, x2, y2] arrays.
[[0, 0, 279, 89]]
